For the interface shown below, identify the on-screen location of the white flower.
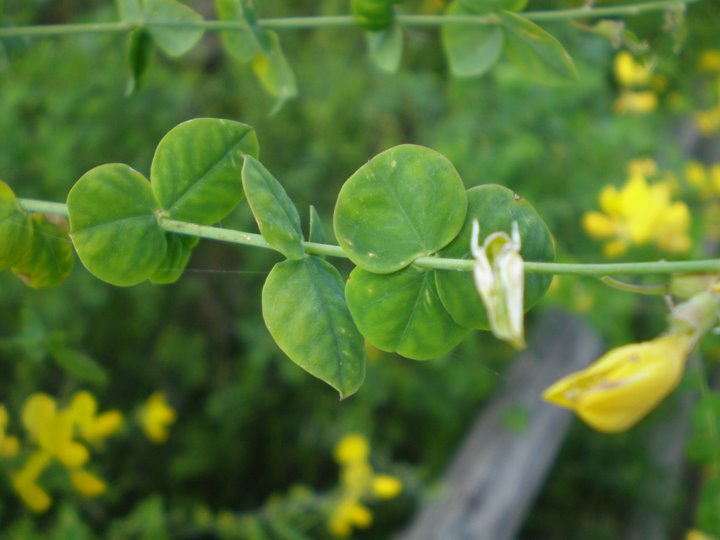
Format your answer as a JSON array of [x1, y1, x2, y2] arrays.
[[471, 220, 525, 349]]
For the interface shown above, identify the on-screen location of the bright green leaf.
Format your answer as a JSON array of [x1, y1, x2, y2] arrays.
[[48, 344, 108, 385], [68, 163, 167, 287], [346, 266, 468, 360], [0, 180, 32, 271], [500, 11, 577, 85], [214, 0, 263, 62], [151, 118, 259, 224], [435, 184, 555, 329], [126, 29, 155, 96], [242, 157, 304, 260], [334, 144, 467, 273], [142, 0, 204, 58], [262, 256, 366, 398], [251, 30, 298, 102], [12, 214, 75, 289], [308, 205, 325, 244], [149, 233, 196, 284], [442, 1, 503, 77], [366, 24, 403, 73]]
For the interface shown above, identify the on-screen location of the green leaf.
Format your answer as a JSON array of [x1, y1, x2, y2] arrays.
[[697, 476, 720, 535], [149, 233, 196, 284], [366, 25, 403, 73], [308, 205, 325, 244], [251, 30, 298, 103], [48, 344, 108, 385], [500, 11, 577, 85], [442, 1, 503, 77], [242, 156, 304, 260], [151, 118, 259, 224], [117, 0, 142, 20], [435, 184, 555, 329], [346, 266, 468, 360], [351, 0, 395, 31], [68, 163, 167, 287], [334, 144, 467, 273], [262, 256, 366, 398], [214, 0, 263, 62], [12, 214, 75, 289], [0, 180, 32, 271], [126, 29, 155, 96], [142, 0, 204, 58]]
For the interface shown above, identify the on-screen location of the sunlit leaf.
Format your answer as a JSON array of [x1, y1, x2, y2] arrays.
[[251, 30, 298, 104], [334, 144, 467, 273], [68, 164, 166, 287], [151, 118, 259, 224], [12, 214, 74, 289], [0, 180, 32, 271]]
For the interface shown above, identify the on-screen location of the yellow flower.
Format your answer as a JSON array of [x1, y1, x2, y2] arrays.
[[372, 475, 403, 499], [699, 50, 720, 72], [70, 391, 123, 445], [614, 90, 658, 114], [543, 333, 692, 433], [0, 405, 20, 459], [626, 157, 657, 179], [11, 450, 52, 513], [70, 469, 107, 497], [334, 433, 370, 465], [22, 393, 88, 468], [138, 392, 176, 443], [695, 105, 720, 136], [471, 220, 525, 349], [583, 174, 691, 257], [328, 497, 373, 537], [614, 51, 653, 87]]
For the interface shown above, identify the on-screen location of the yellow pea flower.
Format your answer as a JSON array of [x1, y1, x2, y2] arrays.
[[695, 105, 720, 136], [372, 475, 403, 499], [614, 51, 653, 87], [138, 392, 176, 443], [699, 50, 720, 72], [328, 497, 373, 537], [614, 90, 658, 114], [0, 405, 20, 459], [11, 450, 52, 513], [70, 391, 123, 445], [70, 468, 107, 497], [583, 174, 691, 257], [471, 220, 525, 350], [22, 393, 88, 468], [334, 433, 370, 465], [543, 333, 692, 433]]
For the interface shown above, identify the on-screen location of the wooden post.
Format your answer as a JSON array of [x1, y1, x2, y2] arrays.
[[397, 309, 603, 540]]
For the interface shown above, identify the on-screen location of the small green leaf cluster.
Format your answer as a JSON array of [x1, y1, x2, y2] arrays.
[[442, 0, 577, 84], [119, 0, 297, 104], [0, 182, 73, 288], [10, 119, 555, 399]]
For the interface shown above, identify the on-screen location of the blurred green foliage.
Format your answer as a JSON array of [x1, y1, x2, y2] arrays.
[[0, 0, 719, 537]]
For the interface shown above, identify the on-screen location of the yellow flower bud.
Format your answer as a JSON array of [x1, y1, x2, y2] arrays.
[[70, 469, 107, 497], [333, 433, 370, 465], [138, 392, 176, 444], [543, 333, 691, 433]]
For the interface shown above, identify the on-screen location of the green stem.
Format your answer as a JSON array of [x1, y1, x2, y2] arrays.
[[0, 0, 699, 39], [18, 198, 720, 277], [598, 276, 669, 295]]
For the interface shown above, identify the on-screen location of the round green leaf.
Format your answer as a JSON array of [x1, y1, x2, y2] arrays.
[[214, 0, 263, 63], [435, 184, 555, 329], [150, 233, 196, 284], [68, 163, 167, 287], [500, 12, 577, 86], [0, 180, 32, 271], [12, 214, 74, 289], [366, 25, 403, 74], [262, 256, 366, 398], [242, 156, 304, 260], [151, 118, 259, 224], [442, 1, 504, 78], [346, 266, 468, 360], [334, 144, 468, 274], [143, 0, 204, 58]]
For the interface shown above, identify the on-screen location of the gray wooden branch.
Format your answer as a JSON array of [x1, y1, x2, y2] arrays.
[[397, 309, 603, 540]]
